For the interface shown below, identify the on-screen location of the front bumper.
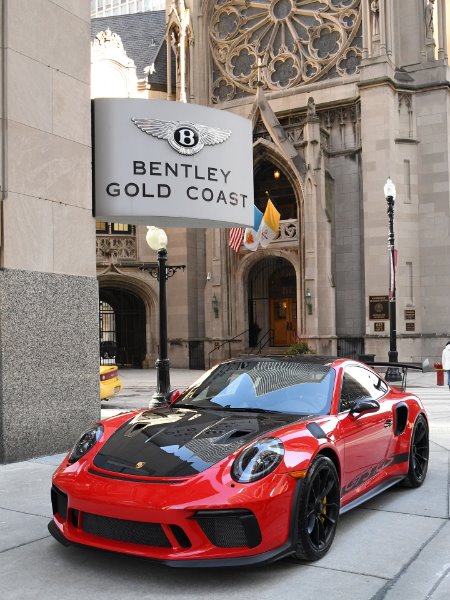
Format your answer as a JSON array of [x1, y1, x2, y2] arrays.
[[100, 377, 122, 400], [50, 465, 300, 566]]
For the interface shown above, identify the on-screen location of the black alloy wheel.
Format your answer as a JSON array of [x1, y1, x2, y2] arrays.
[[402, 414, 429, 488], [292, 455, 340, 562]]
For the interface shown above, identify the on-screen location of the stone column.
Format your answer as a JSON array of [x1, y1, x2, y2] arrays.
[[167, 30, 173, 100], [425, 0, 436, 60], [362, 0, 369, 59], [0, 0, 98, 463], [437, 0, 446, 59], [302, 99, 336, 351]]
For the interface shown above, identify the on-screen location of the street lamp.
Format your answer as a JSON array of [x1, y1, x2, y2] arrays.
[[305, 288, 313, 315], [384, 178, 401, 381], [144, 226, 185, 407]]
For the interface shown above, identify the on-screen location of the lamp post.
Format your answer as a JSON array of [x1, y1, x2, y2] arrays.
[[384, 178, 400, 381], [144, 227, 185, 407], [305, 288, 313, 315]]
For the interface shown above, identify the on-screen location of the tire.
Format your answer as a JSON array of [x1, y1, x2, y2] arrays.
[[402, 414, 429, 488], [292, 455, 340, 562]]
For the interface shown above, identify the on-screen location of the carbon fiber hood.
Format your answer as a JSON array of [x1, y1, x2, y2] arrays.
[[93, 407, 305, 477]]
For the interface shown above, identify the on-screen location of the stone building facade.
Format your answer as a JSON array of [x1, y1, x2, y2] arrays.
[[0, 0, 98, 463], [92, 0, 450, 372]]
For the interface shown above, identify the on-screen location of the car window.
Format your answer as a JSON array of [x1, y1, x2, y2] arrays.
[[339, 366, 386, 413], [176, 359, 336, 416]]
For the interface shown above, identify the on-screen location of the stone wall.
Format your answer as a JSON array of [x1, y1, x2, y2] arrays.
[[0, 0, 98, 463]]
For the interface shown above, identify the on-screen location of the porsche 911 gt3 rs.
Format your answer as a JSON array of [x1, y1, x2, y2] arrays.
[[49, 356, 429, 567]]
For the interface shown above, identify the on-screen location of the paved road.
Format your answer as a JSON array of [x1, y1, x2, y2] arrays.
[[1, 371, 449, 600]]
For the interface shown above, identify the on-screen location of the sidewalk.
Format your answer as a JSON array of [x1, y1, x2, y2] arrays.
[[0, 368, 449, 600], [118, 365, 440, 389], [118, 367, 205, 389]]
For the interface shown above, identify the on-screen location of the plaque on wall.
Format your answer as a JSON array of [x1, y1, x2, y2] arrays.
[[374, 322, 385, 332], [369, 296, 389, 320], [405, 309, 416, 320], [406, 322, 415, 332]]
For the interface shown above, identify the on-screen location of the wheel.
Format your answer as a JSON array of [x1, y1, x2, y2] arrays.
[[292, 455, 340, 562], [402, 414, 429, 488]]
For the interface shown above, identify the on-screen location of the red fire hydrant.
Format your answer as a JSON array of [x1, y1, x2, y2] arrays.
[[434, 362, 444, 386]]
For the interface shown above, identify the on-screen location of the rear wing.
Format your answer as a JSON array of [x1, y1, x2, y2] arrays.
[[364, 359, 431, 391]]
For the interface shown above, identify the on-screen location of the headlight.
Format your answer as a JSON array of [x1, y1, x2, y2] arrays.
[[68, 424, 104, 464], [231, 437, 284, 483]]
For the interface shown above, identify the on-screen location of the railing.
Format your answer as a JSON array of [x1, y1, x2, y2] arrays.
[[239, 220, 298, 251], [272, 220, 298, 244], [249, 328, 273, 354], [208, 329, 249, 368]]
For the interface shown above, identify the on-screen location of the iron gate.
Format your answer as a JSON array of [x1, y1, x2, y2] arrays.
[[337, 337, 365, 360], [189, 341, 205, 370], [99, 289, 146, 368], [99, 300, 117, 365]]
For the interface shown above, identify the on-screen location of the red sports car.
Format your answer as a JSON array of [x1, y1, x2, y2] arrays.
[[49, 356, 429, 567]]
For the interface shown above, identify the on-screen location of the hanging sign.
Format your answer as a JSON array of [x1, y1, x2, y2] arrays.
[[92, 98, 254, 228]]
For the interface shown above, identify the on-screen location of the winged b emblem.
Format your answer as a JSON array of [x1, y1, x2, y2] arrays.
[[131, 118, 232, 155]]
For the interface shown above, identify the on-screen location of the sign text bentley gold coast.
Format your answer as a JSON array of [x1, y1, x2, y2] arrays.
[[93, 99, 254, 228]]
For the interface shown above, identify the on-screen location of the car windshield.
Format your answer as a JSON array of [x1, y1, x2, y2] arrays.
[[175, 359, 336, 416]]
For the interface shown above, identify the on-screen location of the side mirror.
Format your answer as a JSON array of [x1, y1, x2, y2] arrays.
[[165, 389, 181, 406], [349, 398, 380, 418]]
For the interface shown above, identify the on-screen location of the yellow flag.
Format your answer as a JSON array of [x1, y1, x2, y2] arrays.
[[259, 199, 280, 248]]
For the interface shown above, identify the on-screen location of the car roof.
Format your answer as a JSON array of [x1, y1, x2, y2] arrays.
[[224, 355, 339, 367]]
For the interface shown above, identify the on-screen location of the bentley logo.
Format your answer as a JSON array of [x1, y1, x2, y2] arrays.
[[131, 118, 232, 156], [135, 461, 146, 469]]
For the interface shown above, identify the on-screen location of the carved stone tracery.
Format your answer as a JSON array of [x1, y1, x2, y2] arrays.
[[210, 0, 362, 103], [254, 101, 361, 153], [96, 236, 137, 261], [91, 28, 135, 67]]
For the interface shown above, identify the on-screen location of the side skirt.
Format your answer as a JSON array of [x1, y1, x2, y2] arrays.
[[340, 476, 405, 515]]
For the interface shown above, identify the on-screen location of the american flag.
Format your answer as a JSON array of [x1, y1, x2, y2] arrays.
[[228, 227, 243, 252]]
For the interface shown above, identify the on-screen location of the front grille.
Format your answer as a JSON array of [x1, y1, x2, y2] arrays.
[[169, 524, 192, 548], [51, 486, 68, 520], [87, 467, 187, 484], [81, 513, 171, 548], [195, 509, 262, 548]]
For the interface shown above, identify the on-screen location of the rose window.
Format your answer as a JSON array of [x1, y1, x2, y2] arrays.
[[210, 0, 362, 102]]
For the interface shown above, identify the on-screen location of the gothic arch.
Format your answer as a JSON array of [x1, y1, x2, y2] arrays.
[[98, 272, 159, 364], [235, 248, 304, 347], [166, 1, 193, 102], [252, 139, 305, 323], [237, 248, 301, 291], [253, 138, 305, 212]]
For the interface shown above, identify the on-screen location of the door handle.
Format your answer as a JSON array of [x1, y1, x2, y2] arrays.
[[384, 419, 393, 428]]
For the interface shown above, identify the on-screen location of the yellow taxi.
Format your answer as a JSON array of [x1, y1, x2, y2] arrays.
[[100, 365, 123, 400]]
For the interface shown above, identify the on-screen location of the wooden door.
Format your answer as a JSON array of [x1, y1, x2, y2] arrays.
[[270, 299, 297, 346]]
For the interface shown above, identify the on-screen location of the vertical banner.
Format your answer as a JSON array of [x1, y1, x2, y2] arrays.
[[389, 248, 398, 300]]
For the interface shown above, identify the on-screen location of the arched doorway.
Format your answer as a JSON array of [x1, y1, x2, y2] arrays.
[[248, 257, 297, 348], [253, 159, 298, 220], [99, 287, 146, 368]]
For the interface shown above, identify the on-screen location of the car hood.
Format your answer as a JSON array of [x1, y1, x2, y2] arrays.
[[93, 407, 306, 478]]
